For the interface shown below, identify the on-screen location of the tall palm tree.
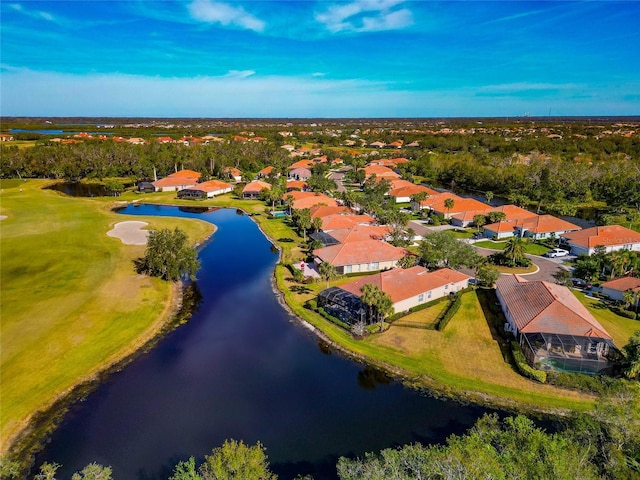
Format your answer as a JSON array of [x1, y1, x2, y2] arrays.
[[444, 198, 455, 219], [360, 283, 378, 324], [319, 262, 337, 288], [504, 236, 526, 266], [485, 191, 494, 206]]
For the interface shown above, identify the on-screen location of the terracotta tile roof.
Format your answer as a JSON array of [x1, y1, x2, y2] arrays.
[[192, 180, 232, 192], [517, 215, 581, 234], [242, 180, 272, 194], [601, 276, 640, 292], [484, 220, 519, 234], [283, 190, 314, 201], [339, 266, 470, 303], [327, 225, 392, 243], [286, 180, 308, 191], [363, 165, 401, 179], [309, 205, 351, 219], [418, 191, 461, 208], [425, 194, 489, 216], [489, 204, 537, 222], [320, 214, 376, 231], [561, 225, 640, 248], [152, 176, 199, 188], [388, 181, 438, 199], [258, 166, 274, 175], [451, 208, 493, 223], [169, 169, 201, 179], [289, 160, 315, 169], [287, 192, 338, 210], [496, 275, 612, 339], [223, 167, 242, 176], [314, 240, 407, 267]]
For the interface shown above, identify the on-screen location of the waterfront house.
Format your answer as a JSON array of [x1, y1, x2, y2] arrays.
[[496, 275, 617, 374], [242, 180, 272, 199], [314, 240, 407, 274], [152, 169, 201, 192], [178, 180, 233, 199], [223, 167, 242, 182]]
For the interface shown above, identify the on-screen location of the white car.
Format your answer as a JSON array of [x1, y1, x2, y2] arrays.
[[547, 248, 569, 258]]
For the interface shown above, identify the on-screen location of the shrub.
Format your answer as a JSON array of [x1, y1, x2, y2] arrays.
[[305, 299, 318, 311], [286, 263, 304, 282], [611, 306, 637, 319], [546, 372, 624, 394], [436, 293, 463, 331], [511, 343, 547, 383], [317, 307, 350, 329]]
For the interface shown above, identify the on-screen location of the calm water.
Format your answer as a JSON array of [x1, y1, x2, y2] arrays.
[[35, 205, 493, 479]]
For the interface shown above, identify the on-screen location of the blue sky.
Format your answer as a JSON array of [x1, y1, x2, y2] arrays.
[[1, 1, 639, 117]]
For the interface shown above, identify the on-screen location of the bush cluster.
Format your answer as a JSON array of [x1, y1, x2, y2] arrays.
[[435, 293, 462, 331], [317, 307, 350, 329], [546, 371, 626, 395], [610, 306, 637, 319], [511, 343, 547, 383]]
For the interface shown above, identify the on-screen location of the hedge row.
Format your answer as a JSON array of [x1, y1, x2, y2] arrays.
[[387, 296, 449, 322], [317, 307, 350, 330], [546, 371, 625, 395], [511, 342, 547, 383], [435, 294, 462, 331], [610, 306, 637, 320]]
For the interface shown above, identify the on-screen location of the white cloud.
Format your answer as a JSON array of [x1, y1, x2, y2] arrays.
[[6, 2, 57, 22], [477, 82, 581, 94], [316, 0, 413, 33], [225, 70, 255, 79], [187, 0, 265, 32]]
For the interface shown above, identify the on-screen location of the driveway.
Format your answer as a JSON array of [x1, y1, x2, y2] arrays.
[[329, 171, 347, 193], [471, 246, 568, 283]]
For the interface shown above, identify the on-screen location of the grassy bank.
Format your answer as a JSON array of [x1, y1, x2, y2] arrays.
[[0, 180, 214, 455]]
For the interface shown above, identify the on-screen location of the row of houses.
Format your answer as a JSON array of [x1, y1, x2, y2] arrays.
[[139, 169, 233, 199]]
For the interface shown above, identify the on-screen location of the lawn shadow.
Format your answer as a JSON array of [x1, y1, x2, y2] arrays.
[[476, 288, 513, 365], [290, 285, 313, 294]]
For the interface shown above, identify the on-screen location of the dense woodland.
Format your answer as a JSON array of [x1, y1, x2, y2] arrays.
[[2, 118, 639, 213]]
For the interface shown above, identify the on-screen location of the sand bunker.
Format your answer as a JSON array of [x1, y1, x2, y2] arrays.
[[107, 221, 150, 245], [0, 215, 7, 221]]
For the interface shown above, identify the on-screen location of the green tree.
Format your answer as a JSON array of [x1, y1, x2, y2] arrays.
[[71, 463, 113, 480], [397, 254, 416, 269], [140, 227, 200, 281], [311, 216, 323, 232], [409, 191, 428, 210], [503, 236, 527, 266], [418, 231, 479, 270], [622, 331, 640, 380], [472, 214, 486, 232], [293, 208, 312, 241], [475, 263, 500, 287], [359, 284, 393, 331], [104, 179, 124, 197], [487, 211, 507, 224], [485, 190, 494, 205], [319, 262, 337, 288], [199, 439, 277, 480], [443, 197, 455, 218], [34, 462, 60, 480], [553, 268, 574, 288], [170, 457, 202, 480]]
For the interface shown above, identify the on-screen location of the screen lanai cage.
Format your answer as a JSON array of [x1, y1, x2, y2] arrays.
[[520, 332, 619, 375], [317, 287, 367, 325]]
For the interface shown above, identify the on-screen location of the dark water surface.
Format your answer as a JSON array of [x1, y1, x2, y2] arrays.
[[35, 205, 494, 479]]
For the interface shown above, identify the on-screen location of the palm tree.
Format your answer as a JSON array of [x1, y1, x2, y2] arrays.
[[443, 198, 455, 219], [374, 291, 393, 332], [623, 289, 636, 311], [485, 191, 494, 206], [622, 331, 640, 380], [360, 283, 378, 324], [319, 262, 337, 288], [473, 214, 486, 233], [410, 191, 429, 212], [504, 236, 526, 266]]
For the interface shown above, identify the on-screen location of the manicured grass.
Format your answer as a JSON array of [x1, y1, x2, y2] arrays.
[[0, 180, 214, 454], [474, 239, 551, 256], [276, 266, 594, 413], [494, 264, 538, 274], [574, 291, 640, 349], [449, 228, 475, 239]]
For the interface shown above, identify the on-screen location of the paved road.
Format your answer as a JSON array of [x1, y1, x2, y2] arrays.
[[329, 170, 347, 193], [469, 246, 568, 283]]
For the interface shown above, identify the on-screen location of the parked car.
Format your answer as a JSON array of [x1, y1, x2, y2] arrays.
[[546, 248, 569, 258], [571, 278, 592, 289]]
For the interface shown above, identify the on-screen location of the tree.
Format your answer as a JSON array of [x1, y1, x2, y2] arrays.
[[622, 331, 640, 379], [487, 211, 507, 224], [139, 227, 200, 281], [360, 284, 393, 331], [622, 290, 635, 310], [199, 439, 277, 480], [34, 463, 60, 480], [418, 231, 479, 270], [293, 208, 312, 241], [319, 262, 337, 288], [472, 214, 486, 232], [503, 236, 527, 266], [170, 457, 202, 480], [104, 179, 124, 197], [443, 197, 455, 218], [475, 263, 500, 287], [397, 254, 416, 269], [311, 216, 323, 232], [71, 463, 113, 480], [553, 268, 573, 288], [485, 190, 494, 205], [410, 191, 428, 210]]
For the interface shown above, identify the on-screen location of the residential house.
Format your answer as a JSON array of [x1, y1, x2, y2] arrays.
[[314, 240, 407, 274], [257, 166, 275, 178], [283, 191, 339, 210], [286, 180, 308, 192], [600, 276, 640, 305], [0, 134, 15, 141], [309, 205, 351, 220], [178, 180, 232, 199], [496, 275, 617, 374], [363, 165, 401, 181], [482, 205, 539, 239], [317, 214, 376, 231], [317, 267, 470, 324], [223, 167, 242, 182], [415, 192, 489, 221], [561, 225, 640, 255], [288, 167, 312, 181], [152, 169, 201, 192], [242, 180, 271, 199], [513, 215, 581, 240], [387, 180, 438, 204]]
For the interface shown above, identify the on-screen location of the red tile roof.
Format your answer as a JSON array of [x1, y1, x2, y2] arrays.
[[314, 240, 407, 267], [363, 165, 401, 179], [490, 204, 537, 222], [327, 225, 392, 243], [192, 180, 232, 193], [601, 276, 640, 292], [242, 180, 272, 194], [289, 160, 315, 169], [309, 205, 351, 219], [517, 215, 581, 234], [320, 214, 376, 231], [169, 169, 201, 179], [339, 266, 470, 303], [561, 225, 640, 249], [496, 275, 612, 339], [258, 166, 274, 175], [285, 191, 338, 210]]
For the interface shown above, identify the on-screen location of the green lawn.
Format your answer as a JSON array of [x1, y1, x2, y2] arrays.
[[474, 239, 551, 256], [0, 180, 214, 454], [574, 291, 640, 349]]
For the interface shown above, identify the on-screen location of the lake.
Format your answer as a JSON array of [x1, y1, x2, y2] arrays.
[[34, 205, 495, 479]]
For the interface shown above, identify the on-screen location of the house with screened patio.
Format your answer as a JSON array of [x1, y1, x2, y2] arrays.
[[496, 275, 618, 374]]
